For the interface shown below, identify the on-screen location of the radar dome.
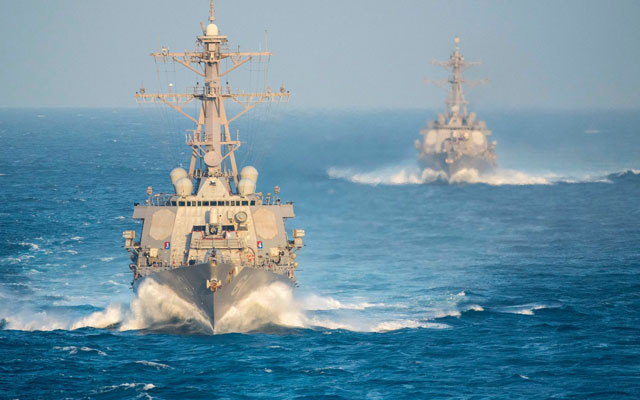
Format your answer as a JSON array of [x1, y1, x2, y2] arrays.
[[170, 167, 188, 185], [206, 23, 219, 36], [239, 166, 259, 184], [174, 177, 193, 197], [472, 131, 486, 146], [237, 178, 256, 196]]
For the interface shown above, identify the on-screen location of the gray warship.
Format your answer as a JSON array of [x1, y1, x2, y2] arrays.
[[415, 37, 496, 178], [122, 1, 304, 333]]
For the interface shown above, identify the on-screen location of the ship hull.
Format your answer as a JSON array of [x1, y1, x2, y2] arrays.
[[133, 262, 294, 333], [419, 152, 495, 180]]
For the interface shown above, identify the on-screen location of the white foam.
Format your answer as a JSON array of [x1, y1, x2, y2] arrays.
[[19, 241, 40, 251], [214, 283, 447, 333], [373, 319, 449, 332], [53, 346, 106, 356], [299, 294, 381, 311], [500, 303, 550, 316], [120, 279, 214, 333], [71, 304, 123, 330], [135, 360, 172, 370], [215, 282, 306, 333], [80, 346, 107, 356], [99, 382, 155, 393], [54, 346, 78, 355], [99, 257, 114, 262], [328, 165, 552, 186], [1, 281, 463, 335]]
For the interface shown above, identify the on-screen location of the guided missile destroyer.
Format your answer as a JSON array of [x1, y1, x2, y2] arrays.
[[415, 37, 496, 178], [122, 2, 304, 333]]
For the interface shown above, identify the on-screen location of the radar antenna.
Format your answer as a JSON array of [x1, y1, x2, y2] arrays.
[[426, 36, 488, 117]]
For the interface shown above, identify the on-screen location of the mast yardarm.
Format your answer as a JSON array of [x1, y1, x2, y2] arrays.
[[136, 1, 289, 190]]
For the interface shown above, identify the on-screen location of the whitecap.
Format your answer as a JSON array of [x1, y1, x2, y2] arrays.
[[300, 294, 382, 311], [373, 319, 449, 332], [19, 241, 40, 251], [80, 346, 107, 356], [135, 360, 172, 370], [500, 303, 552, 316], [54, 346, 78, 355]]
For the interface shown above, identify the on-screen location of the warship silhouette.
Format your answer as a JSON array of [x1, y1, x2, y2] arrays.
[[122, 1, 304, 332], [415, 37, 496, 178]]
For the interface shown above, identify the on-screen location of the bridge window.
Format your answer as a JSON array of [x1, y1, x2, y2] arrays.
[[178, 201, 185, 206], [242, 201, 248, 206], [203, 201, 210, 206], [250, 201, 256, 206]]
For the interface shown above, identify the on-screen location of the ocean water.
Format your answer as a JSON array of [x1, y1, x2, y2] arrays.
[[0, 108, 639, 399]]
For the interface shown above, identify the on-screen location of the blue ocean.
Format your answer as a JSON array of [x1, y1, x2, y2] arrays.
[[0, 107, 639, 399]]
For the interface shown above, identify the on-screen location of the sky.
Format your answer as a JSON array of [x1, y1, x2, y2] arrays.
[[1, 0, 639, 110]]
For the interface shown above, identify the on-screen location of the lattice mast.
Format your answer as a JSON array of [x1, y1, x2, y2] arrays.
[[430, 37, 486, 118], [136, 0, 289, 191]]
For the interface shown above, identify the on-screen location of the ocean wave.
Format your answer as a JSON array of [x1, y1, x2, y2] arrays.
[[135, 360, 172, 370], [498, 303, 557, 316], [373, 320, 450, 332], [53, 346, 107, 356], [299, 294, 382, 311], [97, 382, 155, 395]]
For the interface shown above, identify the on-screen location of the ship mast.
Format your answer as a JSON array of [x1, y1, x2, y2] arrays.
[[430, 37, 486, 118], [136, 0, 289, 191]]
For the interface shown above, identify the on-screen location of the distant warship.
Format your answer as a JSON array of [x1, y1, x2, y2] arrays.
[[415, 37, 496, 178], [122, 1, 304, 332]]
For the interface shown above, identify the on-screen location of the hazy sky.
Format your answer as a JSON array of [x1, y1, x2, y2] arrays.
[[1, 0, 639, 110]]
